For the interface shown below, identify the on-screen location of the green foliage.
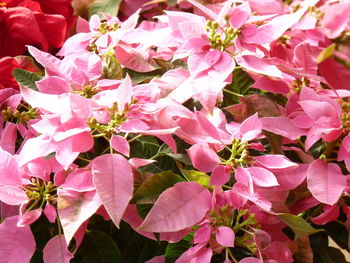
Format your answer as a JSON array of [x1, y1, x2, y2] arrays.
[[180, 169, 210, 187], [79, 230, 121, 263], [165, 239, 191, 263], [89, 0, 122, 18], [13, 68, 41, 90], [279, 213, 323, 238], [130, 136, 160, 159], [317, 44, 336, 64], [223, 67, 254, 106], [132, 170, 184, 204]]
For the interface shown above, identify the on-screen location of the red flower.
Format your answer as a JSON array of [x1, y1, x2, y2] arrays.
[[0, 57, 20, 89], [0, 55, 41, 89], [0, 0, 76, 58]]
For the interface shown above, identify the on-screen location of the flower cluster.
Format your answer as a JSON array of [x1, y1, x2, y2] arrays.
[[1, 0, 350, 262]]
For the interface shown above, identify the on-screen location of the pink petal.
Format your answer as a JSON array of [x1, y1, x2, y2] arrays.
[[92, 154, 134, 227], [115, 43, 158, 72], [247, 167, 279, 187], [187, 143, 220, 173], [56, 132, 94, 170], [195, 111, 221, 140], [311, 205, 339, 225], [138, 182, 211, 232], [17, 207, 42, 227], [36, 76, 71, 95], [58, 189, 101, 245], [0, 186, 27, 206], [210, 165, 230, 186], [116, 75, 132, 113], [0, 147, 20, 186], [261, 117, 305, 140], [299, 100, 339, 121], [43, 235, 73, 263], [239, 258, 263, 263], [74, 53, 102, 80], [128, 158, 156, 168], [44, 203, 57, 223], [60, 169, 95, 192], [240, 113, 262, 141], [274, 164, 308, 190], [0, 216, 36, 263], [236, 55, 292, 80], [243, 6, 307, 44], [229, 2, 251, 28], [0, 122, 17, 154], [307, 159, 346, 205], [111, 135, 130, 157], [254, 155, 298, 171], [194, 224, 211, 243], [216, 226, 235, 247], [144, 256, 165, 263]]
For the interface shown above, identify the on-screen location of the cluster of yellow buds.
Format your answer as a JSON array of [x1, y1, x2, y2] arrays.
[[225, 138, 252, 168], [341, 100, 350, 133], [23, 178, 58, 211], [1, 106, 37, 123], [98, 21, 119, 34], [206, 19, 239, 51]]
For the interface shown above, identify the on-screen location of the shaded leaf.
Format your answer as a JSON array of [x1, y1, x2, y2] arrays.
[[132, 170, 184, 204], [80, 230, 121, 263], [165, 239, 191, 263]]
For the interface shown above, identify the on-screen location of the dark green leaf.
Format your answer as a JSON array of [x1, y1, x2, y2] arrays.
[[132, 170, 184, 204], [130, 136, 160, 159], [136, 204, 153, 219], [13, 68, 41, 90], [165, 239, 191, 263], [80, 230, 121, 263], [223, 67, 254, 106], [89, 0, 122, 18]]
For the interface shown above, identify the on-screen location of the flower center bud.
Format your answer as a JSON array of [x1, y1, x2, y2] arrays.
[[206, 18, 238, 51], [22, 178, 58, 212]]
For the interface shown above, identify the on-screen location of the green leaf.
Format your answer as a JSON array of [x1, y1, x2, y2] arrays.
[[181, 169, 210, 187], [13, 68, 41, 90], [80, 230, 121, 263], [136, 204, 153, 219], [130, 136, 160, 159], [132, 170, 184, 204], [125, 68, 163, 84], [165, 239, 191, 263], [317, 43, 336, 64], [223, 67, 254, 106], [89, 0, 122, 18], [279, 213, 323, 238]]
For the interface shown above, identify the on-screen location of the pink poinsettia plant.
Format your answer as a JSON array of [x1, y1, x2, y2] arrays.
[[2, 0, 350, 262]]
